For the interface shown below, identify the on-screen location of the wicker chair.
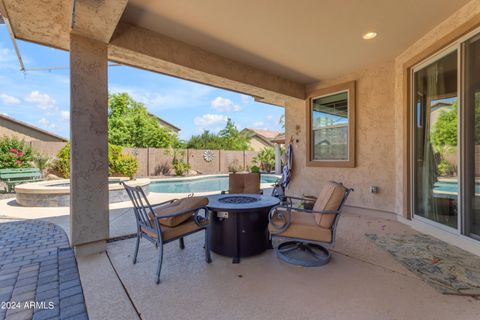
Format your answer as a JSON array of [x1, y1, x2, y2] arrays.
[[122, 183, 212, 284], [268, 181, 353, 267]]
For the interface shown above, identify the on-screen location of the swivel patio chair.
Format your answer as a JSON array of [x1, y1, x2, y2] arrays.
[[268, 181, 353, 267], [122, 183, 212, 284], [222, 172, 263, 194]]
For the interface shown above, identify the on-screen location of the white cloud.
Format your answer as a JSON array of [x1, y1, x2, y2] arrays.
[[0, 93, 20, 105], [0, 47, 18, 69], [211, 96, 242, 112], [109, 82, 212, 111], [194, 114, 227, 131], [38, 117, 56, 129], [26, 91, 56, 110], [240, 94, 250, 104], [60, 111, 70, 121], [266, 115, 273, 120], [253, 121, 264, 127]]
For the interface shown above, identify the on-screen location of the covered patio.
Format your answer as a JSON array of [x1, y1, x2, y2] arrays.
[[2, 0, 480, 319]]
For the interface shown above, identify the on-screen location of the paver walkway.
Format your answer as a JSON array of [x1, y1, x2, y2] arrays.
[[0, 220, 88, 320]]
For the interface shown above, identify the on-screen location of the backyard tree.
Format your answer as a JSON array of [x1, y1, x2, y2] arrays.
[[431, 101, 458, 176], [187, 118, 250, 150], [431, 101, 458, 151], [186, 131, 224, 150], [218, 118, 250, 151], [108, 93, 182, 148]]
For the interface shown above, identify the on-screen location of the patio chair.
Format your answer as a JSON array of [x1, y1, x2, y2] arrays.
[[122, 183, 212, 284], [222, 172, 262, 194], [268, 181, 353, 267]]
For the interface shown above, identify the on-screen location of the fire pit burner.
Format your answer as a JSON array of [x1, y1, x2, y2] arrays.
[[218, 196, 259, 204]]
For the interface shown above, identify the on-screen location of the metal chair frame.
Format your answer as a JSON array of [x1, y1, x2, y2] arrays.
[[122, 182, 212, 284], [268, 185, 353, 266]]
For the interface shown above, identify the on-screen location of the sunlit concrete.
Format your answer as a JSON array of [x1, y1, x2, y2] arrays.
[[103, 213, 480, 320], [77, 253, 139, 320]]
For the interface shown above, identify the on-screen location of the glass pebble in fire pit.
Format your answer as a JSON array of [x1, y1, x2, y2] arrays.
[[218, 196, 259, 204]]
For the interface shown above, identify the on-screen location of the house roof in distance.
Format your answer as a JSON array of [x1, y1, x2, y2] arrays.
[[241, 128, 282, 146], [0, 113, 68, 142], [148, 113, 181, 132]]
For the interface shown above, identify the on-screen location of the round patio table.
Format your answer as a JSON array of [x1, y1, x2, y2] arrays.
[[207, 194, 280, 263]]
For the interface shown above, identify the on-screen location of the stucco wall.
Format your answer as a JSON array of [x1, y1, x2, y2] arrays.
[[284, 0, 480, 217], [249, 137, 271, 152], [220, 150, 245, 173], [286, 61, 396, 214], [0, 118, 66, 142]]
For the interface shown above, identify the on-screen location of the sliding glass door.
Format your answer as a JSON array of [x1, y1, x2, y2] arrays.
[[465, 34, 480, 239], [412, 29, 480, 241], [413, 49, 459, 229]]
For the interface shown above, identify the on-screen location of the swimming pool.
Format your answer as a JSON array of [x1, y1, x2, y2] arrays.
[[149, 174, 280, 193], [433, 180, 480, 197]]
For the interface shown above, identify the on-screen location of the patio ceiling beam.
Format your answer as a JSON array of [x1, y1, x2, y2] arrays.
[[109, 23, 306, 106], [70, 0, 128, 44]]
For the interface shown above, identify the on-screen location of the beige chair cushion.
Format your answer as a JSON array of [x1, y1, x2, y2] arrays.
[[268, 209, 332, 243], [229, 173, 260, 194], [313, 181, 347, 228], [142, 217, 207, 241], [153, 196, 208, 227]]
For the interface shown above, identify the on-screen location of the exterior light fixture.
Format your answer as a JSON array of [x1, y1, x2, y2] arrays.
[[363, 32, 377, 40]]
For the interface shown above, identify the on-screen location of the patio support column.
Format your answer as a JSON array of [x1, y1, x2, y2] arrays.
[[274, 143, 282, 174], [70, 33, 109, 255]]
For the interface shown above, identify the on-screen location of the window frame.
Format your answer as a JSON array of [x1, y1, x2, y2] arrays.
[[306, 80, 356, 168]]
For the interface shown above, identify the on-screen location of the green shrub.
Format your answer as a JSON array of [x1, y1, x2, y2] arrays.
[[437, 159, 455, 177], [172, 159, 190, 176], [250, 165, 260, 174], [0, 137, 34, 169], [50, 144, 70, 178], [51, 143, 138, 179], [109, 145, 138, 179], [253, 147, 275, 172], [32, 153, 51, 176]]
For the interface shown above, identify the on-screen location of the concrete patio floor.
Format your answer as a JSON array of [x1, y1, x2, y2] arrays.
[[98, 212, 480, 320], [2, 192, 480, 319]]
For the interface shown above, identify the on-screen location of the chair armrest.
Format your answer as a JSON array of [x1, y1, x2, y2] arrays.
[[150, 199, 177, 208], [268, 205, 340, 235], [193, 206, 210, 227], [287, 207, 340, 215], [284, 195, 317, 203], [221, 190, 228, 195], [268, 205, 292, 234], [154, 206, 210, 228]]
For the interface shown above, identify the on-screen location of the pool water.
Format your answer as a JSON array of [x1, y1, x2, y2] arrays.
[[149, 175, 279, 193], [434, 180, 480, 195]]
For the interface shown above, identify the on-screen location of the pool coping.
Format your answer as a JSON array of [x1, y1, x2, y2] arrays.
[[149, 173, 281, 182], [15, 177, 151, 195]]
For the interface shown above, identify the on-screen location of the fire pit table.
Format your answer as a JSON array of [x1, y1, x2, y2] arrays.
[[207, 194, 280, 263]]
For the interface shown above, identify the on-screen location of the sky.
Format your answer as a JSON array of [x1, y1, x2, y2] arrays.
[[0, 25, 284, 140]]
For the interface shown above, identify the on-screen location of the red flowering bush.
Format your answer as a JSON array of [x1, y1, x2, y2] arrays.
[[0, 137, 34, 169]]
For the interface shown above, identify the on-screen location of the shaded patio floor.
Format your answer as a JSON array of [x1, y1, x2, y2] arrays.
[[101, 212, 480, 320]]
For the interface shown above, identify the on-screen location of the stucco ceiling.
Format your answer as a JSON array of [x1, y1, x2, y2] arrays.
[[123, 0, 471, 84]]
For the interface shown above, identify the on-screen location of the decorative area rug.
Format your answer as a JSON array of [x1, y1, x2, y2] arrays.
[[366, 233, 480, 296]]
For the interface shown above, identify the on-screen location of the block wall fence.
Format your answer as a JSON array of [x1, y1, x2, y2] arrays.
[[29, 141, 261, 177]]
